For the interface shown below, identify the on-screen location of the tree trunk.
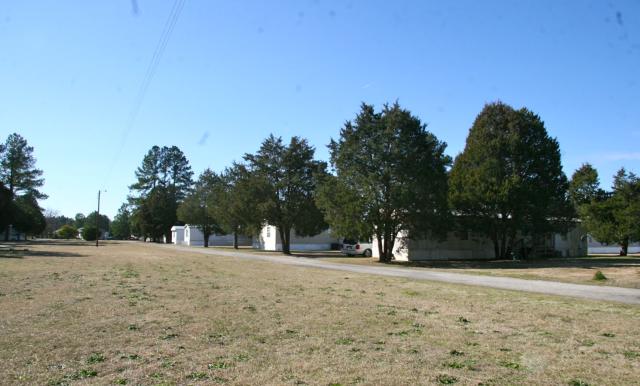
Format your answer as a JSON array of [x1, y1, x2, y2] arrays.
[[506, 230, 516, 259], [4, 227, 9, 242], [279, 226, 291, 255], [491, 229, 500, 259], [203, 231, 209, 248], [620, 237, 629, 256], [387, 230, 396, 261], [500, 232, 507, 259], [380, 226, 392, 263], [233, 229, 238, 249], [376, 230, 384, 263]]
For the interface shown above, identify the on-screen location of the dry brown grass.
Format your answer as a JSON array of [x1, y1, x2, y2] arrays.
[[1, 240, 639, 385], [319, 254, 640, 289]]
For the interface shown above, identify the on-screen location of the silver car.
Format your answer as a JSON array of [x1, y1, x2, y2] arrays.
[[341, 238, 373, 257]]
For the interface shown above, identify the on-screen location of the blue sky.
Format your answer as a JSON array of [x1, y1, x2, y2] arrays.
[[1, 0, 639, 219]]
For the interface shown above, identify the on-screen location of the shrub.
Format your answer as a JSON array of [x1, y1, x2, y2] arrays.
[[593, 271, 607, 281], [436, 374, 458, 384], [82, 226, 100, 241], [56, 224, 77, 239], [568, 380, 590, 386], [86, 352, 105, 364]]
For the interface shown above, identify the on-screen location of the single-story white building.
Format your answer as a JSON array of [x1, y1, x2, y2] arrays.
[[373, 225, 588, 261], [171, 224, 252, 247], [253, 224, 340, 251], [170, 225, 185, 245]]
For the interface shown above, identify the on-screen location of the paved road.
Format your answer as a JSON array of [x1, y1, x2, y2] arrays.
[[161, 244, 640, 305]]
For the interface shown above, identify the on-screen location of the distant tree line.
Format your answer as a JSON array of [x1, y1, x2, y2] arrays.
[[8, 102, 635, 259], [117, 101, 637, 260]]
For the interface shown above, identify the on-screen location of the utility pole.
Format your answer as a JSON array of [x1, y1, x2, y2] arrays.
[[96, 190, 101, 247]]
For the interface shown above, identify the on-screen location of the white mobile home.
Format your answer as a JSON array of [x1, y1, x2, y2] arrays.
[[180, 224, 252, 247], [170, 225, 185, 245], [373, 225, 588, 261], [253, 224, 340, 251]]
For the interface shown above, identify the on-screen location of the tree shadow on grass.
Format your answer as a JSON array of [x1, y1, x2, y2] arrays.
[[291, 251, 345, 259], [0, 249, 86, 259], [25, 239, 97, 247], [4, 239, 127, 247], [299, 251, 640, 270], [388, 255, 640, 270]]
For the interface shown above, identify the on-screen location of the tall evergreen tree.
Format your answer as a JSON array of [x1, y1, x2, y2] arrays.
[[111, 204, 132, 240], [0, 182, 11, 233], [449, 102, 573, 259], [132, 186, 178, 242], [130, 146, 193, 200], [74, 213, 87, 229], [575, 167, 640, 256], [569, 163, 602, 209], [12, 194, 46, 238], [84, 211, 111, 235], [129, 145, 193, 242], [318, 102, 450, 262], [0, 133, 47, 240], [213, 163, 263, 248], [244, 135, 328, 254], [177, 169, 223, 247], [130, 145, 163, 194]]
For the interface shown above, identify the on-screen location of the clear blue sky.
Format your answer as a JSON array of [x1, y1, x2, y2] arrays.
[[1, 0, 639, 219]]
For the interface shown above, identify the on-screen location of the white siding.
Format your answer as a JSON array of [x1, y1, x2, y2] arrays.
[[253, 225, 339, 251], [554, 226, 588, 257], [171, 226, 185, 245], [183, 224, 252, 247], [374, 225, 587, 261], [373, 230, 493, 261]]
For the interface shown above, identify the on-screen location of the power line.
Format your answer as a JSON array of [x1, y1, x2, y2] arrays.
[[105, 0, 187, 184]]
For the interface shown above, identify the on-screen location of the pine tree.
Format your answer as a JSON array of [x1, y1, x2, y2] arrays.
[[129, 145, 193, 242], [0, 133, 47, 240]]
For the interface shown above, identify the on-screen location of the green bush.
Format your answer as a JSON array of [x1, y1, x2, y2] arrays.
[[82, 226, 100, 241], [56, 224, 77, 239], [593, 271, 607, 281]]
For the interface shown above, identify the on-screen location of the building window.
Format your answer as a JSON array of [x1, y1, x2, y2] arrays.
[[266, 227, 271, 237]]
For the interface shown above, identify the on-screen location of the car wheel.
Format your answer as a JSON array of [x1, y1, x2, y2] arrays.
[[363, 249, 372, 257]]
